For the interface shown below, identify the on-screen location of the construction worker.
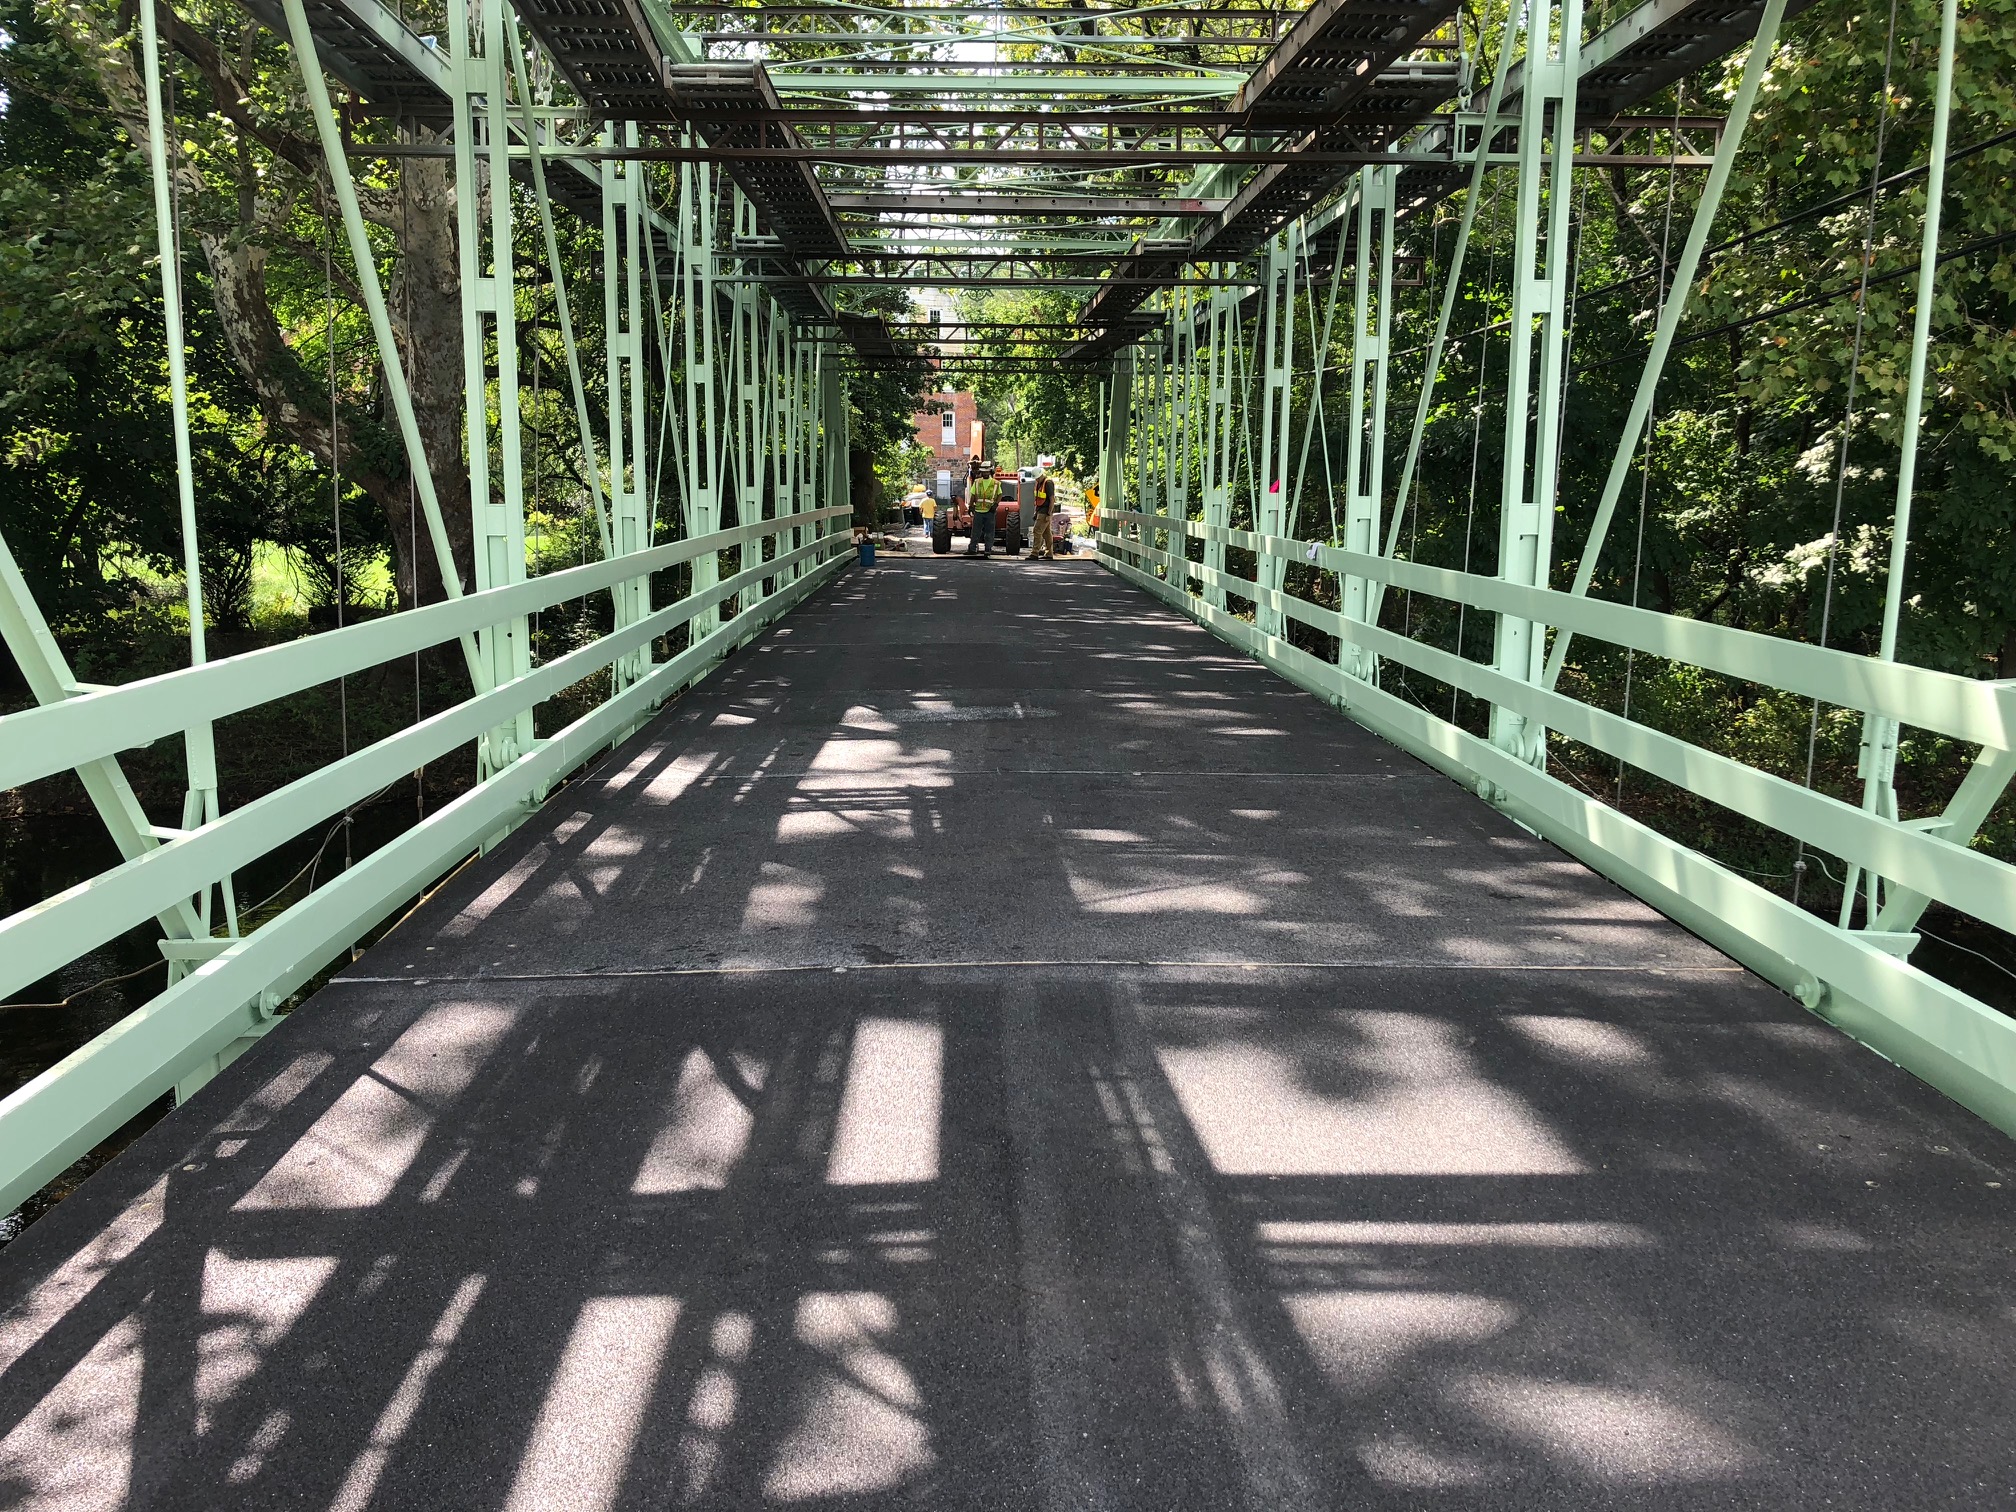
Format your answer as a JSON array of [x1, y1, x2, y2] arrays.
[[1083, 481, 1100, 534], [966, 460, 1001, 557], [1028, 468, 1057, 560]]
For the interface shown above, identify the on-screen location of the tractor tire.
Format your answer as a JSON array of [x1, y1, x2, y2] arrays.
[[931, 520, 952, 555], [1002, 520, 1023, 555]]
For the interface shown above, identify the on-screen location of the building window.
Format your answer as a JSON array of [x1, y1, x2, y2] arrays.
[[941, 410, 956, 447]]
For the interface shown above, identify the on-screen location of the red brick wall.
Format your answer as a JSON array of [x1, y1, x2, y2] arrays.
[[911, 391, 979, 467]]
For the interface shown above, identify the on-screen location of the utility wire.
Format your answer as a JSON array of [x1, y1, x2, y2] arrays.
[[1386, 127, 2016, 366], [4, 959, 170, 1013]]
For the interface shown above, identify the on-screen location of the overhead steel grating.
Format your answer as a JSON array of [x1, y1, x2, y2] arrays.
[[1504, 0, 1826, 117], [506, 5, 849, 287], [505, 0, 677, 120], [1075, 0, 1459, 346], [664, 63, 850, 261], [247, 0, 1826, 363], [236, 0, 454, 120]]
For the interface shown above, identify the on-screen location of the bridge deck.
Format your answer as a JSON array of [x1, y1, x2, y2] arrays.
[[3, 550, 2012, 1509]]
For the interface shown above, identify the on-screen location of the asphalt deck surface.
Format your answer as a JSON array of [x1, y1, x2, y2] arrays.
[[3, 542, 2014, 1510]]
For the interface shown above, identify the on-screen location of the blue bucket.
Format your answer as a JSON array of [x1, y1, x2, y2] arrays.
[[857, 539, 876, 567]]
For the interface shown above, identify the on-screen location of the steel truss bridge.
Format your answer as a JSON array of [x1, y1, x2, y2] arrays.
[[3, 0, 2014, 1504]]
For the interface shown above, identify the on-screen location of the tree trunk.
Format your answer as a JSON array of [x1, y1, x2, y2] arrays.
[[200, 213, 474, 611], [68, 5, 478, 614], [385, 149, 475, 610]]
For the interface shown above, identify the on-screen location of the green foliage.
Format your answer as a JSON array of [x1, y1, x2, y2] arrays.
[[952, 285, 1101, 469]]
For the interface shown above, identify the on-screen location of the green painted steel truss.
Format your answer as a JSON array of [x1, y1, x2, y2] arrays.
[[1, 0, 2008, 1226]]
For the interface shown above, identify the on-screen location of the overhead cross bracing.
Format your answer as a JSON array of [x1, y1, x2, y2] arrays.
[[1067, 0, 1812, 362], [226, 0, 1817, 366], [235, 0, 451, 120], [1501, 0, 1823, 116]]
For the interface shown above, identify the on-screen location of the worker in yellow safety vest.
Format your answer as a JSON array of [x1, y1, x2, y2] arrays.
[[966, 462, 1002, 558]]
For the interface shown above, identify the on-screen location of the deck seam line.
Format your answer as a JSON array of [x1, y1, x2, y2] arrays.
[[329, 959, 1748, 984], [661, 768, 1423, 780]]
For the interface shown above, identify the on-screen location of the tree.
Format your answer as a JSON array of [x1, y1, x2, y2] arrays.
[[47, 0, 475, 610]]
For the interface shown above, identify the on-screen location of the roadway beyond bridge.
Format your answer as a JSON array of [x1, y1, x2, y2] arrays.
[[2, 554, 2012, 1510]]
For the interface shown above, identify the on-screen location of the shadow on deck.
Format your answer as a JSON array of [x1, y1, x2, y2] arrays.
[[2, 550, 2011, 1510]]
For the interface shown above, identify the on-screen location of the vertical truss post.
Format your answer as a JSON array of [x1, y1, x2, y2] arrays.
[[795, 332, 818, 576], [506, 10, 612, 567], [604, 122, 651, 690], [623, 125, 653, 670], [728, 190, 764, 618], [1541, 0, 1785, 683], [1201, 274, 1236, 608], [1254, 228, 1296, 635], [820, 348, 849, 531], [1095, 376, 1106, 497], [1141, 343, 1167, 564], [454, 0, 533, 780], [1488, 0, 1581, 768], [1101, 352, 1130, 515], [138, 0, 234, 941], [1340, 165, 1396, 682], [1171, 290, 1196, 533], [777, 325, 800, 587], [797, 333, 813, 563], [1161, 339, 1179, 554], [284, 0, 479, 697], [760, 309, 787, 599], [281, 0, 482, 692], [679, 157, 725, 642]]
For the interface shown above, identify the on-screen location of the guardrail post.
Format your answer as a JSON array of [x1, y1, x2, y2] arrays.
[[1488, 0, 1581, 771]]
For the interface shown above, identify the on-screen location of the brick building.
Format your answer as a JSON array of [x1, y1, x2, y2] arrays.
[[912, 390, 983, 472]]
